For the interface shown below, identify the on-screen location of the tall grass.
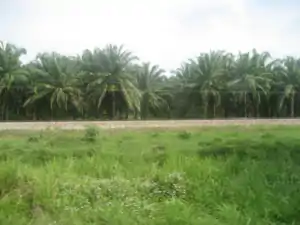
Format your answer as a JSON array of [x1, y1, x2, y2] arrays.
[[0, 126, 300, 224]]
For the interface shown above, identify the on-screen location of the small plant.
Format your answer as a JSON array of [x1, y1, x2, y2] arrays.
[[28, 148, 57, 165], [198, 147, 234, 158], [72, 147, 97, 158], [118, 140, 123, 147], [261, 132, 273, 139], [178, 131, 191, 140], [27, 135, 42, 143], [152, 145, 167, 167], [83, 125, 100, 142], [26, 130, 45, 143], [151, 132, 160, 138], [144, 172, 186, 201]]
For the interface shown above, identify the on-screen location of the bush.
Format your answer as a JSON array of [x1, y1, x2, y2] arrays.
[[83, 125, 100, 142]]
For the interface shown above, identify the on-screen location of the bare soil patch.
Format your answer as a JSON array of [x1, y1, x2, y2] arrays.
[[1, 119, 300, 130]]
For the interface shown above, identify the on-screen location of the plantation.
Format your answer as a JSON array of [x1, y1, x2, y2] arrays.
[[1, 125, 300, 224], [2, 41, 300, 121]]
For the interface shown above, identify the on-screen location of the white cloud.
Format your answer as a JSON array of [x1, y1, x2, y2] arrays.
[[1, 0, 300, 71]]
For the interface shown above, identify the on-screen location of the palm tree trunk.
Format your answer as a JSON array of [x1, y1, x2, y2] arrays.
[[33, 107, 37, 120], [291, 94, 295, 117], [204, 103, 208, 118], [141, 94, 149, 120], [125, 108, 129, 120], [134, 108, 139, 119], [256, 101, 259, 118], [144, 94, 149, 120], [213, 102, 216, 118], [144, 103, 149, 120], [1, 105, 5, 120], [268, 99, 271, 117], [244, 94, 247, 118], [5, 106, 9, 121], [112, 91, 116, 120], [224, 108, 228, 118]]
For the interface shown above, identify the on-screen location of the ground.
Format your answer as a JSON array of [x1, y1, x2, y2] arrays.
[[1, 118, 300, 130], [0, 125, 300, 224]]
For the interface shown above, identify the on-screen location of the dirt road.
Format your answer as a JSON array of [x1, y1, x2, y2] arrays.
[[1, 119, 300, 130]]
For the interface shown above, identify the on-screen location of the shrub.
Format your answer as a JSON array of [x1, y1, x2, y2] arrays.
[[83, 125, 100, 143]]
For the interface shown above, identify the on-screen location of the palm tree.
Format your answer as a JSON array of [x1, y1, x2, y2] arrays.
[[169, 63, 200, 118], [277, 57, 300, 117], [81, 45, 141, 119], [4, 39, 300, 120], [228, 50, 272, 117], [0, 41, 28, 120], [188, 51, 227, 118], [134, 62, 168, 119], [24, 53, 83, 119]]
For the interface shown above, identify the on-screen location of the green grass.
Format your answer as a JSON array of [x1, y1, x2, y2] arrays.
[[1, 125, 300, 225]]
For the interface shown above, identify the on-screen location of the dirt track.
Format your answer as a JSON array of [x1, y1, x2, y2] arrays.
[[1, 119, 300, 130]]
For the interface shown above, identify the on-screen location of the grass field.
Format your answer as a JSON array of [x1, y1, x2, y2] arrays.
[[1, 125, 300, 225]]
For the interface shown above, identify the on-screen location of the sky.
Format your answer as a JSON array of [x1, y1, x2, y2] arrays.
[[1, 0, 300, 71]]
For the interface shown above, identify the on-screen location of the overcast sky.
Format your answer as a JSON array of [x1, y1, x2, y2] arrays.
[[1, 0, 300, 71]]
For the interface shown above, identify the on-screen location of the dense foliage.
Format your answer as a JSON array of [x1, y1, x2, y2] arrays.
[[1, 41, 300, 120]]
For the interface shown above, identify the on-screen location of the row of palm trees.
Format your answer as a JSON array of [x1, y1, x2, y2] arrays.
[[1, 41, 300, 121]]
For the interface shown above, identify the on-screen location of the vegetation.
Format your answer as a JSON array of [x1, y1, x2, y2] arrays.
[[0, 126, 300, 224], [2, 41, 300, 120]]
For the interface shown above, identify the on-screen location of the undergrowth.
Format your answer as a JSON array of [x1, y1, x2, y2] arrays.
[[0, 125, 300, 224]]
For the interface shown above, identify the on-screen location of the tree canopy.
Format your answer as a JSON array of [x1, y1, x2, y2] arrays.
[[1, 41, 300, 120]]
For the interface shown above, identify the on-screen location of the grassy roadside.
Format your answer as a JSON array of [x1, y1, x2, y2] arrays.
[[1, 125, 300, 224]]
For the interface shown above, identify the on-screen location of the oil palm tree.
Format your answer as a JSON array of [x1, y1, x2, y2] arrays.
[[24, 53, 83, 118], [228, 50, 272, 117], [277, 57, 300, 117], [188, 51, 227, 118], [0, 41, 28, 120], [170, 62, 200, 117], [81, 45, 141, 119], [135, 62, 169, 119]]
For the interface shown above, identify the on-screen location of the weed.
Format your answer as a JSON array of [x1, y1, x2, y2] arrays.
[[152, 145, 167, 167], [83, 125, 100, 142], [0, 126, 300, 224], [151, 132, 160, 138], [178, 131, 191, 140], [144, 172, 186, 201], [27, 134, 43, 143]]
